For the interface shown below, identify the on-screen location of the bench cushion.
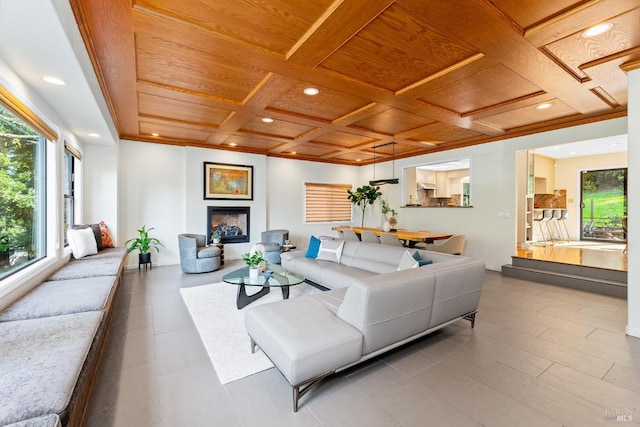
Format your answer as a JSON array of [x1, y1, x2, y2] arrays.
[[245, 296, 362, 386], [4, 414, 61, 427], [47, 257, 122, 281], [0, 276, 117, 322], [0, 312, 102, 425]]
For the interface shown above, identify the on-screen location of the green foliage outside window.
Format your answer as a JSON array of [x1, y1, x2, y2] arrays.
[[0, 104, 41, 275]]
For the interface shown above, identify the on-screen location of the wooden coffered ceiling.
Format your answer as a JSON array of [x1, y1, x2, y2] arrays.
[[70, 0, 639, 165]]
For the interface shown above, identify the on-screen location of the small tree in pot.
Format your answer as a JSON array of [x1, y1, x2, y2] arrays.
[[347, 185, 381, 227], [126, 225, 164, 267]]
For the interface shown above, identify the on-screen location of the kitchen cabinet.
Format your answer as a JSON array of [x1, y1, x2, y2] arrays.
[[417, 169, 436, 184], [436, 173, 450, 197]]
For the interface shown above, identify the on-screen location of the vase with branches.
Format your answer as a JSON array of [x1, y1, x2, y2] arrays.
[[347, 185, 382, 227], [381, 199, 399, 231]]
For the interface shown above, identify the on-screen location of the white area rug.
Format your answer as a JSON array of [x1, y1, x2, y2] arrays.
[[180, 281, 321, 384]]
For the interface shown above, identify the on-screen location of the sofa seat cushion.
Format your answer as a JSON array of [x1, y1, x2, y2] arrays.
[[309, 288, 348, 314], [317, 263, 377, 289], [0, 312, 102, 425], [47, 257, 122, 281], [4, 414, 60, 427], [245, 296, 362, 386], [0, 276, 117, 322], [197, 245, 221, 259]]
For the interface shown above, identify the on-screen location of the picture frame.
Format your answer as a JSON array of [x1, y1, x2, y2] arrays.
[[203, 162, 253, 200]]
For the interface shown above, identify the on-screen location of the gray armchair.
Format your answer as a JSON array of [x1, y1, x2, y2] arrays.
[[259, 229, 289, 264], [178, 234, 221, 273]]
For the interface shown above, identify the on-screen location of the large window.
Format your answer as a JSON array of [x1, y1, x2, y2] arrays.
[[0, 104, 46, 280], [304, 182, 352, 223], [580, 167, 627, 242], [63, 148, 75, 245]]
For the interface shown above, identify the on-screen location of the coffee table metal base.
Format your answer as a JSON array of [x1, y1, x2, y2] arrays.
[[236, 283, 290, 309]]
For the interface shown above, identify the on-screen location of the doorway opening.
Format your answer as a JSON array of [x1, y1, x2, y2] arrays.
[[580, 167, 627, 243]]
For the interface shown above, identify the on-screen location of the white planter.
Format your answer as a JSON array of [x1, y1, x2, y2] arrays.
[[249, 267, 259, 279]]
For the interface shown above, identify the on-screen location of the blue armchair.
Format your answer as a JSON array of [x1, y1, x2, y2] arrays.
[[178, 234, 221, 273], [259, 229, 289, 264]]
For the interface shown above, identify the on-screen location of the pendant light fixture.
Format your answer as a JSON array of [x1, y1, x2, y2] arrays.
[[369, 141, 399, 186]]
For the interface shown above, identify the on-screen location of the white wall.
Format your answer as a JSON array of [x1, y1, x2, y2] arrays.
[[83, 144, 119, 242], [112, 117, 628, 273], [266, 157, 361, 245], [119, 140, 186, 269], [184, 147, 268, 261]]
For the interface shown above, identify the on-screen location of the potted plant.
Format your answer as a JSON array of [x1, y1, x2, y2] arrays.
[[242, 250, 265, 278], [125, 225, 164, 268], [381, 199, 398, 231], [347, 185, 382, 227], [211, 230, 222, 244]]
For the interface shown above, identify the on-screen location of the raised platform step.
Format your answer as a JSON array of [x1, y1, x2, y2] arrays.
[[502, 257, 627, 298]]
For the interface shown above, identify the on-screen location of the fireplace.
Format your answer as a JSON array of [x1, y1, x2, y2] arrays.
[[207, 206, 250, 244]]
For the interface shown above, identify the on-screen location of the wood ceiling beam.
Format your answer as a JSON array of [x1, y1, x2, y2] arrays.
[[397, 0, 612, 115]]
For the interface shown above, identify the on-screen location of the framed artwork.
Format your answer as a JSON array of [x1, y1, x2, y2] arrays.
[[203, 162, 253, 200]]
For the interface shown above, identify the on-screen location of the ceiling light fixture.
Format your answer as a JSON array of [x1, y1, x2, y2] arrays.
[[228, 143, 237, 147], [582, 23, 613, 38], [536, 103, 553, 110], [42, 76, 67, 86], [151, 133, 159, 137], [261, 117, 274, 123], [303, 87, 319, 96], [88, 133, 100, 138], [369, 141, 399, 186]]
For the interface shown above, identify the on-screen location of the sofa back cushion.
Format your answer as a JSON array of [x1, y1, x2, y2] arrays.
[[336, 268, 436, 355], [339, 241, 407, 274]]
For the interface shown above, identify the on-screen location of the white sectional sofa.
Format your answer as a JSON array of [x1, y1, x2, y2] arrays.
[[0, 246, 127, 426], [246, 239, 485, 411]]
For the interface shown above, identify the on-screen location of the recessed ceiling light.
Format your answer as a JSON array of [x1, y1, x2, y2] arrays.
[[536, 103, 553, 110], [582, 23, 613, 38], [290, 151, 296, 155], [88, 133, 100, 138], [356, 159, 362, 162], [228, 143, 237, 147], [151, 133, 159, 137], [261, 117, 274, 123], [42, 76, 67, 86], [303, 87, 319, 96]]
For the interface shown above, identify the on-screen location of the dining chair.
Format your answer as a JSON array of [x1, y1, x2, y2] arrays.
[[379, 233, 404, 246], [416, 234, 466, 255], [360, 230, 380, 244], [342, 229, 360, 241]]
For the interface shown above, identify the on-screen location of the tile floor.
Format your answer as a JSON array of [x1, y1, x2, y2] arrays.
[[84, 261, 639, 426]]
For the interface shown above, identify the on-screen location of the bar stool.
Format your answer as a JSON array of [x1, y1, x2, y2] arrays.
[[556, 209, 570, 242], [550, 209, 563, 242], [533, 209, 554, 244]]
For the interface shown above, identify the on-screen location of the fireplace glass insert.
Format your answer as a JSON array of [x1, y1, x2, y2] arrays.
[[207, 206, 250, 244]]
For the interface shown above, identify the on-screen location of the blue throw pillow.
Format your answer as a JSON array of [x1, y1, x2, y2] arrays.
[[413, 250, 434, 267], [305, 235, 321, 258]]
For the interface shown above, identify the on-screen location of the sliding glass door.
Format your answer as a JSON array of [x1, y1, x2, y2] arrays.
[[580, 168, 627, 242]]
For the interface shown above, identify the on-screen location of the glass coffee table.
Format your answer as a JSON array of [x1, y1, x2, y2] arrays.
[[222, 264, 305, 309]]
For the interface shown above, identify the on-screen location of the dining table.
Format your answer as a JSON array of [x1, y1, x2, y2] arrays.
[[331, 226, 452, 247]]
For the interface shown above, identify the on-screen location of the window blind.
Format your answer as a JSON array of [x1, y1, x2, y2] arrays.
[[304, 182, 352, 223], [0, 84, 57, 141]]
